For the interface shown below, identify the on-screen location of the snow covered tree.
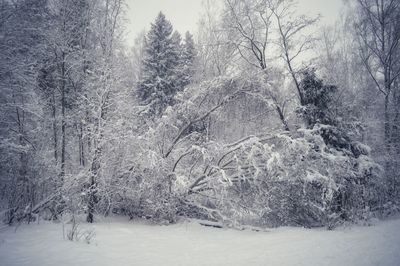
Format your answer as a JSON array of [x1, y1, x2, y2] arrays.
[[298, 70, 369, 156], [180, 31, 197, 87], [0, 0, 397, 229], [137, 12, 182, 117], [130, 73, 382, 228], [197, 0, 235, 79], [0, 0, 54, 223], [298, 70, 338, 128], [354, 0, 400, 198]]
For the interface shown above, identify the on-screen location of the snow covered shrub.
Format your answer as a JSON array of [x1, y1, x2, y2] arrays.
[[130, 73, 384, 228], [64, 217, 95, 244], [292, 70, 385, 225], [92, 72, 383, 228], [107, 76, 251, 223], [106, 135, 181, 223], [111, 170, 180, 223], [184, 130, 382, 228]]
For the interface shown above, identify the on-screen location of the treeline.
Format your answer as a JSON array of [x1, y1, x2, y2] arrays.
[[0, 0, 399, 228]]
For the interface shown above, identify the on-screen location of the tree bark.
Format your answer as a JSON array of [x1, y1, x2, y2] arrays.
[[51, 92, 58, 162], [60, 51, 66, 182]]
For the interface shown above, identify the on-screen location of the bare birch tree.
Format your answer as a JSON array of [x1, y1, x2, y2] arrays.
[[355, 0, 400, 195]]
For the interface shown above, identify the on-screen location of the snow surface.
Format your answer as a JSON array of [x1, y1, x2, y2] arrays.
[[1, 217, 400, 266]]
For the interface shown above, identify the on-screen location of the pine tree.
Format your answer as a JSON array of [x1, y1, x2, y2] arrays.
[[299, 70, 337, 128], [137, 12, 181, 116], [298, 70, 367, 156], [171, 30, 183, 90], [180, 31, 196, 87]]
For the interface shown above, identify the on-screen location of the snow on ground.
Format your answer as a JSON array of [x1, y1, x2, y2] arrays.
[[0, 217, 400, 266]]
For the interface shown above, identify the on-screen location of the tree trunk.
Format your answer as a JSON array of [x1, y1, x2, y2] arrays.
[[60, 51, 66, 182], [78, 122, 85, 166], [86, 147, 100, 223], [384, 89, 394, 196], [275, 104, 290, 131], [86, 90, 109, 223], [51, 92, 58, 162]]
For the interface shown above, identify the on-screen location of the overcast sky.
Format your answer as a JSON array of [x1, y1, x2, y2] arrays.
[[124, 0, 343, 46]]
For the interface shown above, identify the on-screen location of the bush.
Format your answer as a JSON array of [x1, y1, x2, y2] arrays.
[[63, 216, 95, 244]]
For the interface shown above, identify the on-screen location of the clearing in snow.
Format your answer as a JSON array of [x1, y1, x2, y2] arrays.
[[0, 217, 400, 266]]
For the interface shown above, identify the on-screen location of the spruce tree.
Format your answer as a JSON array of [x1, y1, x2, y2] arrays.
[[171, 30, 183, 90], [181, 31, 196, 87], [298, 70, 368, 157], [137, 12, 181, 116]]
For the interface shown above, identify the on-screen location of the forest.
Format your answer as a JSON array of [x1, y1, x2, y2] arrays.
[[0, 0, 399, 231]]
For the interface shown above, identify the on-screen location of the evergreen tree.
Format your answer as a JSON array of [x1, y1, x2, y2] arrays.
[[137, 12, 181, 116], [299, 70, 337, 128], [298, 70, 368, 157], [171, 31, 182, 55], [180, 31, 196, 87], [171, 30, 184, 90]]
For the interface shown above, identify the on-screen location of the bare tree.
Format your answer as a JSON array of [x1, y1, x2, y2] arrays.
[[197, 0, 236, 79], [223, 0, 290, 130], [222, 0, 318, 131], [85, 0, 125, 223], [0, 0, 50, 223], [270, 0, 319, 105], [224, 0, 271, 69], [355, 0, 400, 194]]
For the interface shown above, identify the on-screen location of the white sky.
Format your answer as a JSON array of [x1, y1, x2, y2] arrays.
[[124, 0, 344, 46]]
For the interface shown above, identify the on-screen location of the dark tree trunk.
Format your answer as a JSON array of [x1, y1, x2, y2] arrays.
[[78, 122, 85, 166], [51, 92, 58, 162], [86, 146, 101, 223], [60, 52, 66, 182], [86, 90, 109, 223]]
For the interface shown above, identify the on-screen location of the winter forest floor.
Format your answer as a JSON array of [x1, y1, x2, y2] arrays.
[[0, 217, 400, 266]]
